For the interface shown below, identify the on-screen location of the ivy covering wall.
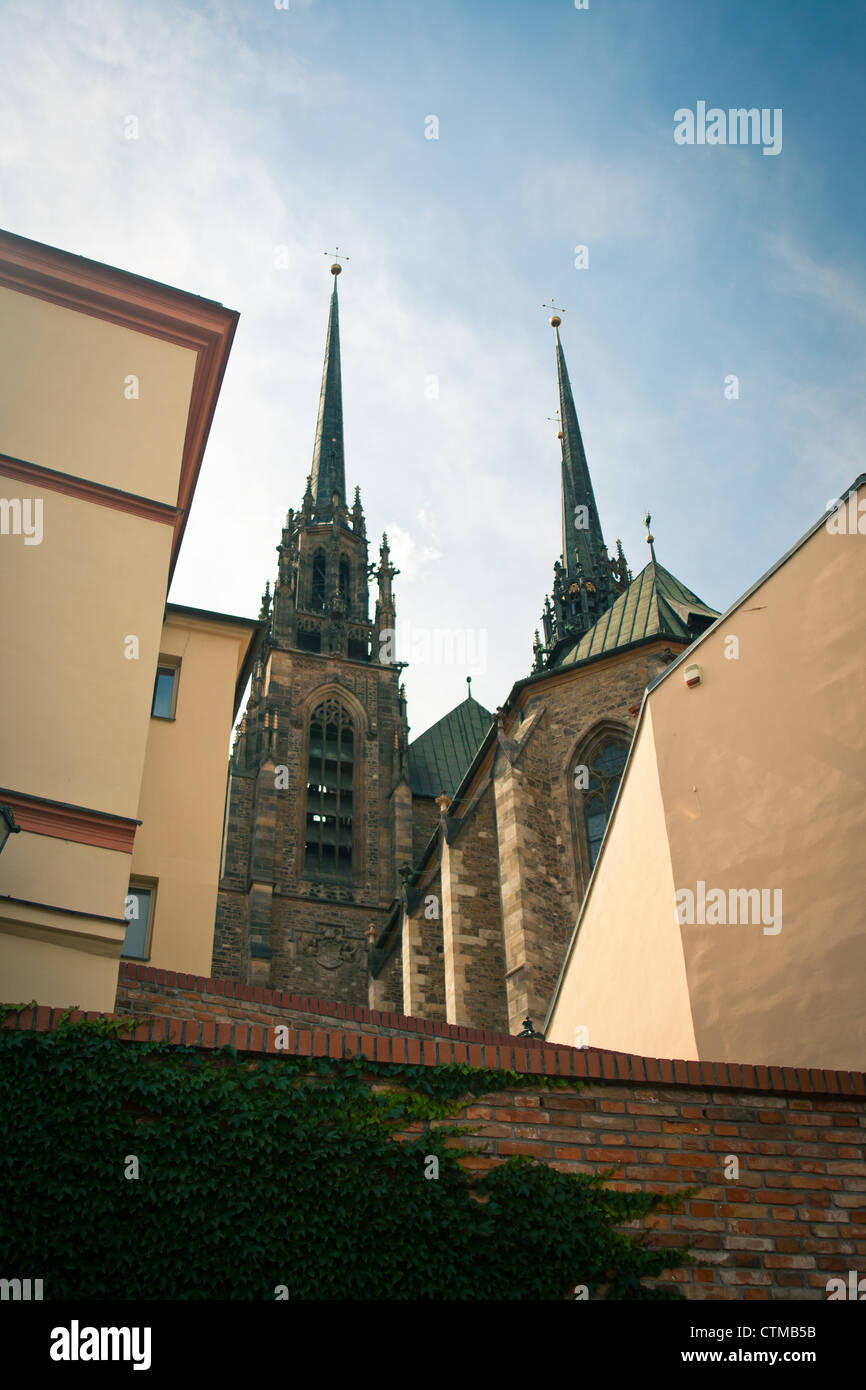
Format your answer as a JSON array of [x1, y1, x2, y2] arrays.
[[0, 1019, 690, 1299]]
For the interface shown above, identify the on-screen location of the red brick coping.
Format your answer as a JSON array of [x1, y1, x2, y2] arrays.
[[2, 972, 863, 1098]]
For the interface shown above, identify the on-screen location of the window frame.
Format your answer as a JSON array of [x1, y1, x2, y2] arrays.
[[121, 876, 158, 960], [151, 655, 181, 720]]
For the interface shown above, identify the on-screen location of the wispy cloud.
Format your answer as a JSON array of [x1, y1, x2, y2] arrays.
[[765, 231, 866, 328]]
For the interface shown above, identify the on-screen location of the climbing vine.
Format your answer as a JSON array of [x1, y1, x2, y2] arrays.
[[0, 1021, 691, 1299]]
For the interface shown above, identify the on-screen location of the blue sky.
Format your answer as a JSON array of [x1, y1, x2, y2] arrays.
[[1, 0, 864, 736]]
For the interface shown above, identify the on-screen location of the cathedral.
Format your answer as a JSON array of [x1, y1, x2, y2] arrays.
[[213, 265, 719, 1036]]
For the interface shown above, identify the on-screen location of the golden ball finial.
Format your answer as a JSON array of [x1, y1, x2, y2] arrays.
[[557, 430, 563, 439], [549, 314, 561, 328], [331, 263, 342, 276]]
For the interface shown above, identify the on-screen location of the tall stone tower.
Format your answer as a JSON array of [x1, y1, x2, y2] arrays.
[[213, 261, 413, 999]]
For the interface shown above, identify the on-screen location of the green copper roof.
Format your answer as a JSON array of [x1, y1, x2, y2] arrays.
[[310, 277, 346, 516], [408, 696, 493, 798], [554, 559, 718, 668]]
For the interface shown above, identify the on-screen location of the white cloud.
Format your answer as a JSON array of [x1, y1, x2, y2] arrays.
[[382, 523, 442, 583]]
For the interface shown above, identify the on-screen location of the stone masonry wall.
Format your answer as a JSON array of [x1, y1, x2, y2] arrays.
[[402, 867, 446, 1020], [440, 783, 508, 1031], [215, 643, 406, 1004]]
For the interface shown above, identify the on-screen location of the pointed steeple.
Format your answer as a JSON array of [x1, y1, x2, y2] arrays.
[[552, 316, 608, 586], [310, 264, 346, 518], [532, 306, 629, 670]]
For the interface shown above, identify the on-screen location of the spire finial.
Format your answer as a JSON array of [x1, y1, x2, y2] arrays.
[[466, 675, 472, 700], [324, 246, 349, 276], [547, 408, 563, 440], [542, 298, 564, 328], [643, 511, 657, 563]]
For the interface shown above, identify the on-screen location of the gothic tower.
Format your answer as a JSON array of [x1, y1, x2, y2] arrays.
[[213, 262, 413, 998], [534, 309, 630, 670]]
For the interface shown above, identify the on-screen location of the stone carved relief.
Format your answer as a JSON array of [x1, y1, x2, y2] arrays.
[[299, 924, 362, 970]]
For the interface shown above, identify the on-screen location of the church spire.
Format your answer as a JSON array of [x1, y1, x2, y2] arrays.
[[551, 311, 608, 586], [310, 258, 347, 518], [533, 304, 629, 669]]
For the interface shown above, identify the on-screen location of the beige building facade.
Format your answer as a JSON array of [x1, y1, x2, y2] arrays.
[[128, 604, 260, 976], [0, 230, 256, 1011], [546, 477, 866, 1071]]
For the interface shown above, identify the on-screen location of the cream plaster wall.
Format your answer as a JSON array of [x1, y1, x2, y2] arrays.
[[0, 926, 123, 1012], [653, 503, 866, 1070], [0, 475, 172, 816], [0, 287, 195, 505], [0, 834, 129, 920]]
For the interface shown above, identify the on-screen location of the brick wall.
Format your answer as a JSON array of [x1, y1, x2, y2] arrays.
[[6, 983, 865, 1300], [434, 1082, 866, 1300]]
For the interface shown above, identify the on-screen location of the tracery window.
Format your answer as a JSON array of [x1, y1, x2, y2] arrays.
[[338, 556, 350, 605], [569, 723, 632, 888], [304, 699, 353, 877], [583, 739, 628, 868]]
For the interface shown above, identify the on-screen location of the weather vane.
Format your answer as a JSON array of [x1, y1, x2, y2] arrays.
[[542, 298, 564, 326]]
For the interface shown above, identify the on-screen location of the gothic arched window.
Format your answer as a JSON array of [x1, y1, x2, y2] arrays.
[[311, 550, 326, 610], [583, 740, 628, 867], [569, 723, 631, 890], [338, 555, 351, 606], [305, 699, 353, 877]]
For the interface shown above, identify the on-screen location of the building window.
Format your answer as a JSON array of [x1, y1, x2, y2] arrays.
[[583, 740, 628, 868], [569, 724, 631, 890], [304, 699, 353, 877], [151, 658, 180, 719], [122, 879, 156, 958], [311, 550, 327, 610]]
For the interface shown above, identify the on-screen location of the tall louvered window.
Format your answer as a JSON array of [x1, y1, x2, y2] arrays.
[[311, 549, 327, 610], [305, 699, 353, 877], [339, 556, 350, 606]]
